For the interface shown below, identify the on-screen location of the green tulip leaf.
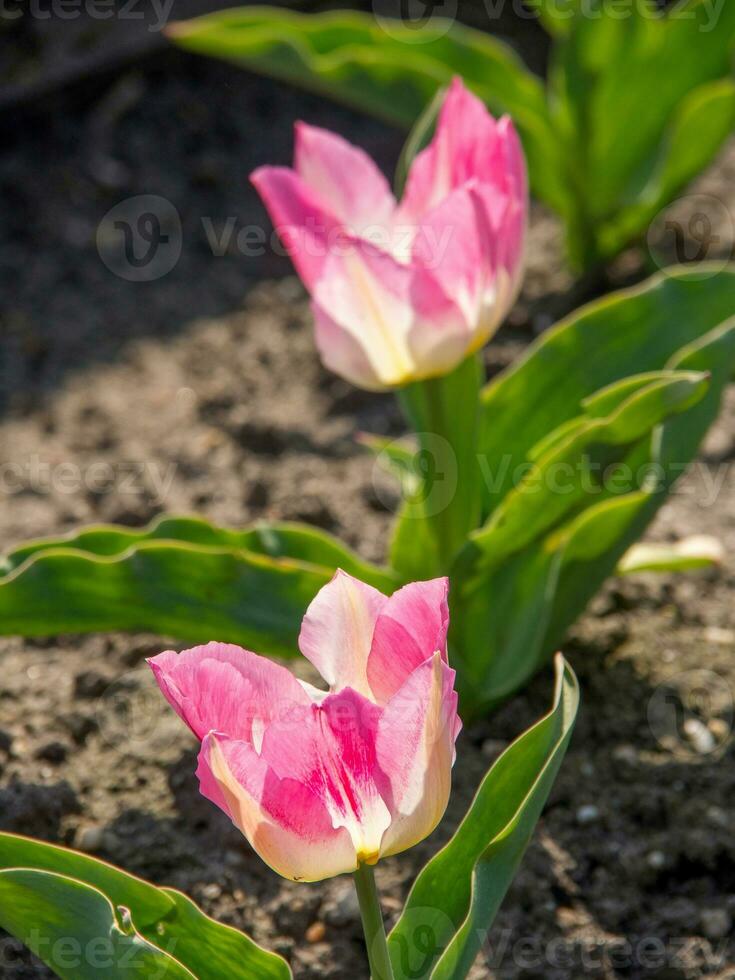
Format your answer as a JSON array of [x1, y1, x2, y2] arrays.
[[445, 268, 735, 712], [478, 266, 735, 514], [617, 535, 724, 575], [553, 0, 735, 266], [388, 655, 579, 979], [0, 834, 292, 979], [168, 2, 735, 271], [167, 6, 568, 216], [0, 870, 194, 979], [472, 368, 709, 568], [0, 517, 396, 653]]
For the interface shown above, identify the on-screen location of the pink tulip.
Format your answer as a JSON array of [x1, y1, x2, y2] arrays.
[[148, 571, 461, 882], [251, 77, 527, 390]]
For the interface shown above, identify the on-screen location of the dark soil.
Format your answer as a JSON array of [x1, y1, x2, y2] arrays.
[[1, 18, 735, 980]]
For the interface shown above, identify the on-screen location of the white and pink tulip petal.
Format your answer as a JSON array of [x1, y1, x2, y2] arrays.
[[367, 577, 450, 703], [250, 166, 342, 290], [298, 569, 387, 697], [147, 642, 311, 746], [376, 653, 460, 858], [312, 239, 467, 388], [149, 571, 461, 883], [251, 76, 527, 390], [199, 733, 359, 882], [294, 122, 396, 236]]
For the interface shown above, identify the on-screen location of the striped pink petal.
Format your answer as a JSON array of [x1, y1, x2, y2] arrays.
[[295, 122, 396, 235], [367, 577, 450, 703], [148, 572, 460, 882]]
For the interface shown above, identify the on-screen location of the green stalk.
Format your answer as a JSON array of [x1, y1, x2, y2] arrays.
[[397, 353, 483, 575], [353, 864, 395, 980]]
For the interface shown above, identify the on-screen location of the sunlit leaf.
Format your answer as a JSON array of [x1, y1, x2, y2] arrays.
[[388, 655, 579, 979]]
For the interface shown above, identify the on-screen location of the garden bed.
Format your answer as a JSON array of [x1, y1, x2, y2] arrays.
[[1, 37, 734, 980]]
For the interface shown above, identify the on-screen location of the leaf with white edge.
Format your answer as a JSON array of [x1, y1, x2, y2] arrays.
[[0, 870, 195, 979], [388, 655, 579, 980], [453, 290, 735, 712], [472, 369, 710, 568], [0, 516, 397, 651], [453, 494, 651, 712], [167, 7, 568, 215], [617, 535, 724, 575], [599, 78, 735, 258], [478, 267, 735, 516], [0, 834, 292, 979]]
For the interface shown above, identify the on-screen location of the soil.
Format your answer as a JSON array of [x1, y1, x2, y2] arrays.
[[1, 15, 735, 980]]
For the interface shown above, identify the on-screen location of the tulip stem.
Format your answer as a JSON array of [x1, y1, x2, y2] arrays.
[[398, 353, 483, 574], [353, 864, 395, 980]]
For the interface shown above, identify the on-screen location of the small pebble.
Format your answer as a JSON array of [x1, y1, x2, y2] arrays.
[[576, 805, 601, 825], [683, 718, 716, 755], [647, 850, 666, 870], [700, 908, 731, 940], [202, 883, 222, 900], [306, 921, 326, 944], [77, 825, 105, 852], [323, 882, 360, 926], [704, 626, 735, 645], [612, 744, 638, 765]]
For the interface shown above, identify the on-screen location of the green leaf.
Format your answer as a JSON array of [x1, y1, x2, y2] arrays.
[[551, 0, 735, 265], [453, 493, 650, 711], [0, 834, 173, 924], [151, 889, 292, 980], [0, 515, 390, 582], [451, 269, 735, 712], [472, 368, 709, 568], [0, 870, 195, 979], [0, 834, 292, 979], [167, 7, 568, 215], [388, 655, 579, 980], [600, 78, 735, 259], [536, 313, 735, 655], [617, 535, 724, 574], [168, 7, 548, 124], [651, 75, 735, 206], [457, 362, 718, 712], [478, 266, 735, 515], [0, 516, 397, 652]]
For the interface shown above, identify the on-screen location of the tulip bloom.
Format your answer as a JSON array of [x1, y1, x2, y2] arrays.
[[251, 77, 527, 390], [148, 572, 460, 882]]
